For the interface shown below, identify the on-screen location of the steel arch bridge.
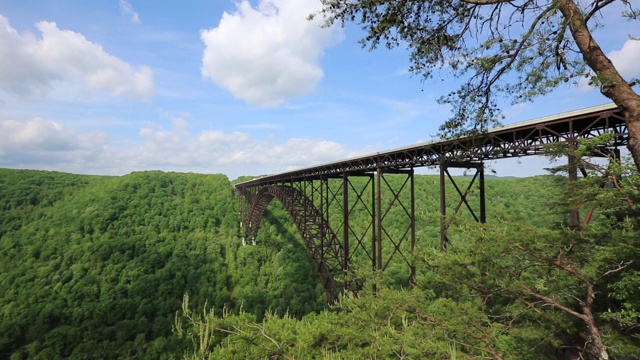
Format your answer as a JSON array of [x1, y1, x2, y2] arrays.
[[235, 103, 628, 303]]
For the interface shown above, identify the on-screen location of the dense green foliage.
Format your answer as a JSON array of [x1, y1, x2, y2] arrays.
[[0, 169, 324, 359], [178, 166, 640, 359], [2, 167, 638, 358]]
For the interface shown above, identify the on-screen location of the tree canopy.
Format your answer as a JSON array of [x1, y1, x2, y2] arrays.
[[0, 169, 325, 359], [2, 167, 638, 358], [178, 155, 640, 359], [312, 0, 640, 169]]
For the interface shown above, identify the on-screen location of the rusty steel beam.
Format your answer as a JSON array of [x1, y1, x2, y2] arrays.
[[235, 104, 626, 188], [235, 103, 628, 302], [242, 184, 346, 302], [343, 173, 349, 271]]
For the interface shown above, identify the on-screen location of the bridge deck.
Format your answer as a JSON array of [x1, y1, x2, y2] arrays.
[[236, 103, 626, 188]]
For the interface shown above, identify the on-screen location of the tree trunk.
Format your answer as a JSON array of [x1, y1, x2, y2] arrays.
[[557, 0, 640, 171], [582, 305, 609, 359]]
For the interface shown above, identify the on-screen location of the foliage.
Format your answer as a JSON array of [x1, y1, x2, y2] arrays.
[[177, 286, 509, 359], [424, 220, 640, 359], [2, 166, 638, 359], [0, 169, 324, 359], [545, 133, 640, 223], [179, 161, 639, 359]]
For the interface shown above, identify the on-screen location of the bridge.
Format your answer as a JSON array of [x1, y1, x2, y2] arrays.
[[234, 103, 628, 302]]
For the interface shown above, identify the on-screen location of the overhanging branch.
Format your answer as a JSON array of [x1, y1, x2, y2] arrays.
[[462, 0, 513, 4]]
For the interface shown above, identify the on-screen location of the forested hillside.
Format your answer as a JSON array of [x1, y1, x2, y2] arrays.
[[1, 168, 638, 359], [0, 169, 324, 359]]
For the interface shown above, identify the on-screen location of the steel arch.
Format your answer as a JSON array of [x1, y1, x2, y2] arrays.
[[244, 184, 346, 302]]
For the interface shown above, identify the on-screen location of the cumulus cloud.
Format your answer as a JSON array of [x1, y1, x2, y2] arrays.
[[607, 39, 640, 80], [578, 39, 640, 91], [0, 117, 357, 177], [135, 118, 353, 169], [200, 0, 343, 107], [0, 118, 109, 168], [119, 0, 141, 24], [0, 15, 153, 99]]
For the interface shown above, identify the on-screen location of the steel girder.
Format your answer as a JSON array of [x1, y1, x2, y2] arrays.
[[243, 183, 346, 302], [235, 104, 626, 188], [239, 169, 418, 301]]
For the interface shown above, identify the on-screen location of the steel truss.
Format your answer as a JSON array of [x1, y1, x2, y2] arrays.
[[235, 103, 629, 302], [240, 169, 418, 300], [241, 183, 345, 302], [235, 104, 625, 185]]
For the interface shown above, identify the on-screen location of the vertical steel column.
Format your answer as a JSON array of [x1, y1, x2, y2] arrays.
[[320, 177, 326, 261], [439, 162, 447, 252], [479, 164, 486, 223], [409, 168, 416, 284], [372, 170, 377, 272], [342, 172, 349, 271], [376, 168, 383, 271]]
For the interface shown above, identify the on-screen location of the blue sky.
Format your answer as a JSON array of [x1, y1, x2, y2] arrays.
[[0, 0, 638, 179]]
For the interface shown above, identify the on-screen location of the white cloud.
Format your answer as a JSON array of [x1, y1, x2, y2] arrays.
[[0, 116, 356, 177], [0, 15, 153, 99], [137, 118, 352, 169], [607, 39, 640, 80], [0, 118, 109, 167], [119, 0, 141, 24], [578, 39, 640, 91], [200, 0, 343, 107]]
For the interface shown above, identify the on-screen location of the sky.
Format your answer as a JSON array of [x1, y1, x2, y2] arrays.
[[0, 0, 639, 180]]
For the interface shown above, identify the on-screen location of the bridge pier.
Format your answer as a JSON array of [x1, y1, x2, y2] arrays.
[[374, 168, 416, 283], [439, 161, 486, 251], [340, 172, 376, 288]]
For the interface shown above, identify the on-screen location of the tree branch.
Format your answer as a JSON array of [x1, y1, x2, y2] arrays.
[[411, 310, 504, 360], [518, 283, 588, 321], [462, 0, 513, 4], [601, 260, 634, 278], [469, 322, 505, 360], [585, 0, 616, 23]]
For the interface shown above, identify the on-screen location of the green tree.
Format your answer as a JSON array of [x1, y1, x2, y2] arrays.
[[422, 147, 640, 359], [176, 289, 510, 359], [312, 0, 640, 170], [424, 220, 640, 359]]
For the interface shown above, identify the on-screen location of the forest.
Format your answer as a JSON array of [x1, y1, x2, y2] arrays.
[[0, 161, 638, 359]]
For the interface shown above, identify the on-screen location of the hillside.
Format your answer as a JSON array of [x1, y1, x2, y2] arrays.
[[1, 168, 637, 359], [0, 169, 324, 359]]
